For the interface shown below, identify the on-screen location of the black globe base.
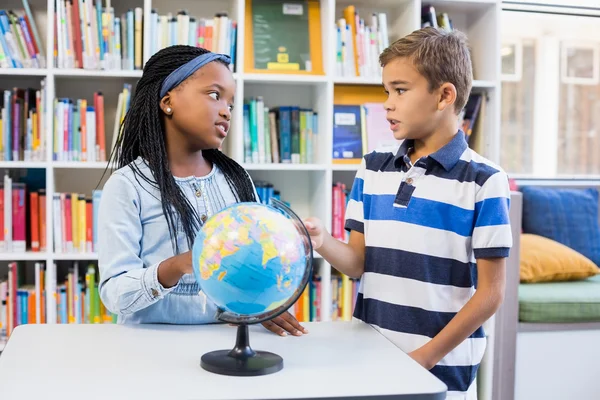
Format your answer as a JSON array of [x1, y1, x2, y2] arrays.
[[200, 349, 283, 376], [200, 324, 283, 376]]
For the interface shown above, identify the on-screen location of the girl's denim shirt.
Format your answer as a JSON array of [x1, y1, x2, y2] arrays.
[[98, 157, 248, 324]]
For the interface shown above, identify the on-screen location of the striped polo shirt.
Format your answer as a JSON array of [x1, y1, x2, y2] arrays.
[[345, 130, 512, 400]]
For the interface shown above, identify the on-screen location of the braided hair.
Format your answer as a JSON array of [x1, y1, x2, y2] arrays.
[[106, 45, 256, 254]]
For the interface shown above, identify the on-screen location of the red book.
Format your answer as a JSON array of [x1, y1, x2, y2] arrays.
[[12, 183, 26, 252], [86, 199, 93, 252], [70, 0, 83, 68], [94, 92, 106, 161], [39, 189, 46, 251], [64, 194, 72, 252], [30, 191, 39, 251]]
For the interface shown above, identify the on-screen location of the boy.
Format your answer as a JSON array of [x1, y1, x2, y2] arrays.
[[305, 27, 511, 399]]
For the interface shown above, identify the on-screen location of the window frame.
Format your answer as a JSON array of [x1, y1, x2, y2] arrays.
[[501, 1, 600, 180]]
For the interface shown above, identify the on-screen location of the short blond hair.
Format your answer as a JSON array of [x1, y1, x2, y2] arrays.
[[379, 27, 472, 113]]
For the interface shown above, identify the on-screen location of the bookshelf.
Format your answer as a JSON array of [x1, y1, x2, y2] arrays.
[[1, 0, 501, 393]]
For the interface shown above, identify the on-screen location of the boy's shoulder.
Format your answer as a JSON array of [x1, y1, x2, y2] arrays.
[[462, 148, 509, 189], [461, 148, 508, 177], [362, 144, 402, 171]]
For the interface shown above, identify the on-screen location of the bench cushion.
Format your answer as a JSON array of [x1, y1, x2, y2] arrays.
[[519, 274, 600, 322], [520, 234, 600, 283], [520, 186, 600, 267]]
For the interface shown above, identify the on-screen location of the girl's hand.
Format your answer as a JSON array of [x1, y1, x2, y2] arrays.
[[157, 252, 193, 288], [261, 311, 309, 337], [303, 217, 325, 250], [177, 251, 193, 274]]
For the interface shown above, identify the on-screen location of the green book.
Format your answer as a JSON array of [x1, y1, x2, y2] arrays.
[[252, 0, 311, 71]]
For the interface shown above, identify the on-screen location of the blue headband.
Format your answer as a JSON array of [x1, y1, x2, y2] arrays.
[[159, 52, 232, 98]]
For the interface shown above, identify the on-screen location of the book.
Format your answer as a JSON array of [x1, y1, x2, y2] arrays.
[[243, 99, 317, 164], [332, 104, 363, 163], [245, 0, 324, 75], [251, 0, 311, 72]]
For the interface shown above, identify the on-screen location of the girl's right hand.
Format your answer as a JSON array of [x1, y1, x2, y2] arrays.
[[158, 251, 193, 288], [303, 217, 325, 250], [177, 251, 194, 274]]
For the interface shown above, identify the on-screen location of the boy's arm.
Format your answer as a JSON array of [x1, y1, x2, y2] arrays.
[[316, 230, 365, 279], [410, 257, 506, 369], [410, 170, 513, 369], [307, 158, 367, 278]]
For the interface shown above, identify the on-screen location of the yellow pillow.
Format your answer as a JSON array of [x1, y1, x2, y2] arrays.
[[520, 234, 600, 283]]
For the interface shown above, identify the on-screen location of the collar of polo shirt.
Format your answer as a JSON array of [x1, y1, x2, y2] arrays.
[[394, 130, 468, 171]]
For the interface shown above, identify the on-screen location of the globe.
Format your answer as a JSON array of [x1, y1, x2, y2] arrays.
[[191, 198, 313, 376]]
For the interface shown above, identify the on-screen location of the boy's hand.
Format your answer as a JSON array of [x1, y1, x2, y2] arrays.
[[261, 311, 309, 337], [408, 346, 436, 370], [303, 217, 325, 249]]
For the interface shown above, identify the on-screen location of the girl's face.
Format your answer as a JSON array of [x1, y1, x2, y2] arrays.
[[161, 61, 235, 150]]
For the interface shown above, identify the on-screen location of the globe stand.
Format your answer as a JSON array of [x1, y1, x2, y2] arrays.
[[200, 324, 283, 376]]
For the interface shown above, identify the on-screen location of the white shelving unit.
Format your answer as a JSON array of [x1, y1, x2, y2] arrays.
[[1, 0, 501, 395]]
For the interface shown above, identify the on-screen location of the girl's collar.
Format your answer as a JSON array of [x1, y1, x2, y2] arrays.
[[135, 156, 218, 182]]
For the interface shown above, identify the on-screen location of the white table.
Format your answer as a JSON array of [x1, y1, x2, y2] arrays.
[[0, 321, 446, 399]]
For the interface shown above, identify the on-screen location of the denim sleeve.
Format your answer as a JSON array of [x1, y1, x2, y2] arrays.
[[98, 172, 177, 315]]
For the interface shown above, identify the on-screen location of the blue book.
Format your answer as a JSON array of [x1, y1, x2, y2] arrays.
[[0, 12, 15, 67], [21, 291, 28, 325], [230, 23, 237, 70], [0, 12, 21, 68], [96, 1, 104, 61], [127, 11, 134, 70], [67, 101, 73, 161], [277, 107, 292, 163], [333, 105, 363, 161], [60, 287, 67, 324], [243, 104, 251, 163]]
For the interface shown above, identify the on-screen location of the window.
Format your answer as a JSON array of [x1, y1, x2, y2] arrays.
[[500, 4, 600, 178]]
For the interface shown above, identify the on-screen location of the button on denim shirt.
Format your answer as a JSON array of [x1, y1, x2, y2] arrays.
[[98, 157, 252, 324]]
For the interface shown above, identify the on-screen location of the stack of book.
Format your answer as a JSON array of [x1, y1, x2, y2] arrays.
[[1, 84, 47, 162], [0, 4, 46, 69], [148, 10, 237, 68], [335, 6, 388, 80], [52, 190, 102, 254], [333, 103, 399, 164], [1, 175, 47, 254], [55, 263, 116, 325], [0, 262, 47, 339], [243, 98, 318, 164], [54, 1, 143, 70]]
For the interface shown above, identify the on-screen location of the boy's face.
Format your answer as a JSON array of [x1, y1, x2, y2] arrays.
[[382, 57, 445, 141], [165, 61, 235, 150]]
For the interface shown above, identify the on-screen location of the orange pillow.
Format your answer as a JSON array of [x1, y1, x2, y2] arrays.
[[520, 234, 600, 283]]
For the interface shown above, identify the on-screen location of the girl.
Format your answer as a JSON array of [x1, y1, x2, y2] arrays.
[[98, 46, 307, 337]]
